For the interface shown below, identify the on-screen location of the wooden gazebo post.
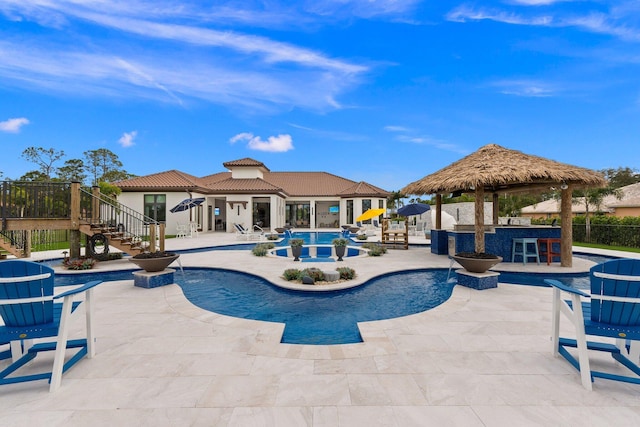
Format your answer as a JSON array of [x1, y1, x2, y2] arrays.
[[435, 194, 442, 229], [560, 185, 573, 267], [474, 186, 485, 253]]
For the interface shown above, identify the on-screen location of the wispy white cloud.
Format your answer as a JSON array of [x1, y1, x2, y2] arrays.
[[447, 3, 640, 42], [446, 5, 553, 26], [287, 122, 369, 142], [490, 79, 557, 97], [0, 1, 371, 112], [305, 0, 420, 19], [0, 117, 29, 133], [118, 131, 137, 147], [507, 0, 572, 5], [229, 132, 294, 152], [384, 125, 411, 132], [386, 126, 468, 154]]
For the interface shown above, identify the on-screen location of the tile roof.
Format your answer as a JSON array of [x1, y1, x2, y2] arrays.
[[607, 182, 640, 207], [222, 158, 270, 171], [115, 170, 209, 192], [116, 160, 390, 198], [339, 181, 390, 197]]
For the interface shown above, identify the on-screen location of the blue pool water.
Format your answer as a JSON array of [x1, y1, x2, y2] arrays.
[[52, 266, 595, 345], [177, 268, 455, 345], [277, 231, 349, 246], [46, 251, 621, 345]]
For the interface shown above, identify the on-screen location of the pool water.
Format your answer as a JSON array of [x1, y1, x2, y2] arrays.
[[277, 231, 348, 246], [48, 251, 619, 345], [176, 268, 456, 345]]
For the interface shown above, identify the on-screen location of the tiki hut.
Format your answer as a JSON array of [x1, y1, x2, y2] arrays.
[[401, 143, 606, 266]]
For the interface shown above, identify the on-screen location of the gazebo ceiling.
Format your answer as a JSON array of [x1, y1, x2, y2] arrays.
[[401, 143, 606, 196]]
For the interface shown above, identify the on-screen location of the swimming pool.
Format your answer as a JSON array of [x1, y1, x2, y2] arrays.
[[52, 265, 596, 345], [276, 231, 350, 246], [177, 268, 456, 345]]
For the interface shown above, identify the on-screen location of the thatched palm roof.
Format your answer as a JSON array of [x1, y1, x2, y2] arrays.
[[402, 143, 606, 195]]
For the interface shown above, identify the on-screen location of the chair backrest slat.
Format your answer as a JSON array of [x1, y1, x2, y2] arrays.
[[591, 259, 640, 326], [0, 260, 55, 327]]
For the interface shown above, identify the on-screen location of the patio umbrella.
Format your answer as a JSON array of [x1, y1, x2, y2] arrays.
[[397, 203, 430, 217], [170, 197, 205, 213], [356, 208, 386, 222]]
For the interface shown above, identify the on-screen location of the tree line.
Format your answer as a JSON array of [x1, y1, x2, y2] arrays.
[[1, 147, 136, 195]]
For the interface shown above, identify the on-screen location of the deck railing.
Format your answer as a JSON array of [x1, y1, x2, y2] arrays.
[[80, 187, 159, 246], [1, 181, 163, 256], [1, 181, 72, 221]]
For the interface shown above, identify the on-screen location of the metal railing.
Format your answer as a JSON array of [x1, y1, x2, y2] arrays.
[[79, 187, 159, 245], [1, 181, 72, 221], [0, 181, 161, 255]]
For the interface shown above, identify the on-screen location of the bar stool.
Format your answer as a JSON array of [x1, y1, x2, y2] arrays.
[[538, 238, 561, 265], [511, 238, 540, 265]]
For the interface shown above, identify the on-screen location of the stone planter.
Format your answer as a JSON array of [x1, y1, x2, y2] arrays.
[[129, 253, 180, 272], [334, 245, 346, 261], [451, 254, 503, 273], [291, 246, 303, 261]]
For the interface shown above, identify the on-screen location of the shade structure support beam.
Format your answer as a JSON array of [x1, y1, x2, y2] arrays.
[[475, 186, 485, 253], [492, 193, 499, 225], [435, 194, 442, 230], [560, 185, 573, 267]]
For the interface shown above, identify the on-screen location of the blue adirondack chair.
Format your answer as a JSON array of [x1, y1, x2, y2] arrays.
[[545, 258, 640, 390], [0, 260, 102, 392]]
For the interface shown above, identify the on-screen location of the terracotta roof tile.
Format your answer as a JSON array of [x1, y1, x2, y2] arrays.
[[115, 170, 208, 192], [116, 163, 390, 198], [222, 158, 269, 171], [339, 181, 391, 197], [206, 178, 285, 194]]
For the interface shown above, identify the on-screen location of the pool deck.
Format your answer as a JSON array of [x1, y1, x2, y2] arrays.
[[3, 230, 640, 426]]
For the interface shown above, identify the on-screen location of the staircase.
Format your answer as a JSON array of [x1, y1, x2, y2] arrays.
[[0, 181, 164, 259], [0, 230, 28, 258], [78, 188, 163, 258]]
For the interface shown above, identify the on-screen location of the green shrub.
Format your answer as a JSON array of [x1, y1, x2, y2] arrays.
[[283, 268, 302, 281], [266, 234, 279, 241], [301, 267, 324, 282], [289, 238, 304, 247], [252, 242, 275, 256], [332, 238, 349, 246], [356, 234, 368, 240], [362, 242, 387, 256], [336, 267, 356, 280]]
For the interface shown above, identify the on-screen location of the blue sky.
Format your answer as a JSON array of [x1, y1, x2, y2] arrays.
[[1, 0, 639, 192]]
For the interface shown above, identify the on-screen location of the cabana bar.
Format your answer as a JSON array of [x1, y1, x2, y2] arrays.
[[403, 143, 606, 267], [433, 224, 561, 263]]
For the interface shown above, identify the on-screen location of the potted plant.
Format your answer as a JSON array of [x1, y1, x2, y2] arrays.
[[451, 252, 503, 273], [129, 251, 180, 272], [289, 238, 304, 261], [332, 237, 349, 261]]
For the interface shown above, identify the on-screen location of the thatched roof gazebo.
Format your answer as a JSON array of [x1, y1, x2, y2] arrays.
[[402, 143, 606, 266]]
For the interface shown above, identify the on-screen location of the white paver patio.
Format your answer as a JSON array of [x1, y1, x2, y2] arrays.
[[2, 230, 640, 426]]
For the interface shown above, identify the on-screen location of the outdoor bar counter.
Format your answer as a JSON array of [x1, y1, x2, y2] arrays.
[[430, 225, 562, 263]]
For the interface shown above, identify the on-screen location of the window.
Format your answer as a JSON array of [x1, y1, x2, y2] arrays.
[[144, 194, 166, 222]]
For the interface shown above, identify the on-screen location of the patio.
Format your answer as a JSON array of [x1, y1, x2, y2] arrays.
[[2, 231, 640, 426]]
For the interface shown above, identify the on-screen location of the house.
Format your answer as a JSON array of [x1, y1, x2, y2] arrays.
[[520, 182, 640, 219], [115, 158, 390, 235]]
